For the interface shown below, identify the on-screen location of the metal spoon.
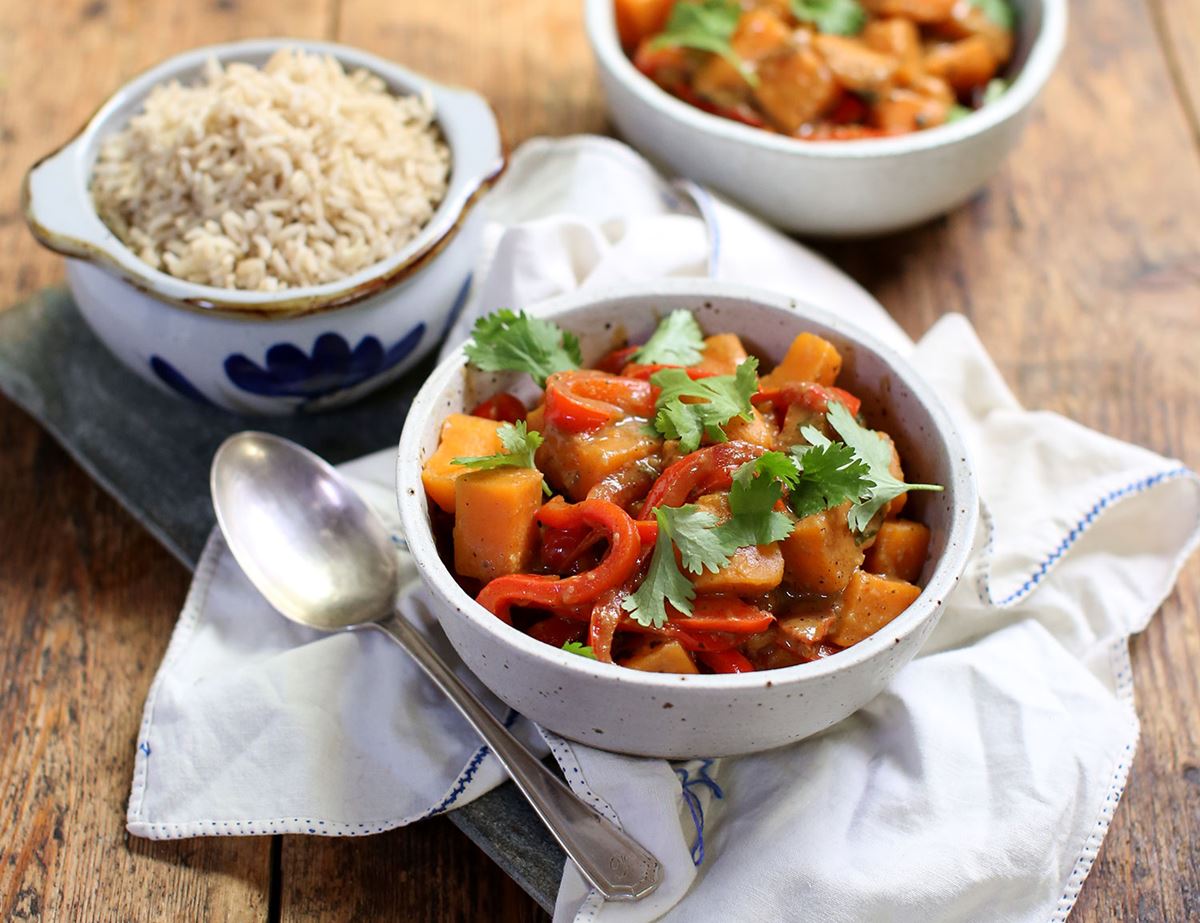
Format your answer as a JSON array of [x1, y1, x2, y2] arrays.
[[210, 431, 662, 902]]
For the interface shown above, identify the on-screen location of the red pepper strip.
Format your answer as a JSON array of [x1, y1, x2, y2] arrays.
[[667, 596, 775, 634], [544, 371, 657, 433], [528, 616, 587, 648], [595, 345, 640, 374], [697, 649, 756, 673], [470, 392, 527, 423], [828, 93, 868, 126], [619, 363, 717, 381], [588, 589, 625, 663], [476, 498, 642, 621], [640, 441, 765, 516], [752, 382, 862, 420]]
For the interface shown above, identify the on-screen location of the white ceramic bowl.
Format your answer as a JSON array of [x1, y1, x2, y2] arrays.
[[22, 39, 503, 414], [397, 281, 978, 757], [585, 0, 1066, 237]]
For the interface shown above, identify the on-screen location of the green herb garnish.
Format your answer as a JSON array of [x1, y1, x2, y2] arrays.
[[562, 641, 598, 659], [623, 506, 698, 628], [650, 357, 759, 452], [788, 441, 874, 519], [632, 309, 706, 366], [464, 310, 582, 388], [791, 0, 866, 35], [650, 0, 758, 86], [804, 402, 942, 536], [452, 421, 551, 495], [982, 77, 1008, 105]]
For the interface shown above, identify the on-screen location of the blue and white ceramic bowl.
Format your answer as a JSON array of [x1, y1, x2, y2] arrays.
[[22, 39, 503, 414]]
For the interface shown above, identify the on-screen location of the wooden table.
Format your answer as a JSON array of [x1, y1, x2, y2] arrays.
[[1, 1, 1197, 919]]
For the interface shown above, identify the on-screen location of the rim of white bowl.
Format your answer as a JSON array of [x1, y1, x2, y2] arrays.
[[584, 0, 1068, 159], [21, 38, 505, 318], [396, 279, 980, 690]]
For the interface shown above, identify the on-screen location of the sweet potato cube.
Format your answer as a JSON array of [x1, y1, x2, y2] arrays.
[[813, 34, 899, 95], [863, 17, 921, 72], [753, 48, 840, 133], [689, 494, 784, 595], [829, 570, 922, 646], [615, 0, 676, 50], [693, 333, 750, 376], [421, 414, 504, 514], [721, 404, 778, 449], [872, 88, 949, 133], [537, 419, 661, 501], [780, 503, 864, 594], [693, 7, 795, 103], [864, 519, 931, 583], [923, 36, 998, 92], [453, 468, 544, 582], [759, 332, 843, 389], [621, 639, 700, 674]]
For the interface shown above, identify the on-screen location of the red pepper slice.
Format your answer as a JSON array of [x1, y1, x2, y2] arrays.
[[752, 382, 862, 420], [697, 649, 756, 673], [640, 441, 765, 515], [594, 345, 640, 374], [476, 498, 643, 622], [470, 392, 527, 424], [544, 371, 657, 433], [669, 595, 774, 634]]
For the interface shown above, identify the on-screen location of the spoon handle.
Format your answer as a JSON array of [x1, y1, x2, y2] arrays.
[[373, 609, 663, 903]]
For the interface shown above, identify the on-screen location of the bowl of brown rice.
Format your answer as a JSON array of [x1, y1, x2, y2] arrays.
[[22, 39, 503, 413]]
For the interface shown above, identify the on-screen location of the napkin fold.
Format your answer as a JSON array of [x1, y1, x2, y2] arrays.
[[127, 137, 1200, 923]]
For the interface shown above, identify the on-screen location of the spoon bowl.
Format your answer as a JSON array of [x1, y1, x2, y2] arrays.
[[211, 432, 396, 631]]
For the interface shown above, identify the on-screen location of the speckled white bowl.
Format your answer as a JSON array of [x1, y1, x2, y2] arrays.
[[22, 39, 503, 414], [397, 281, 978, 757], [585, 0, 1066, 237]]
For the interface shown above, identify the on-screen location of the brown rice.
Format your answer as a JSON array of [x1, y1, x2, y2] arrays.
[[90, 48, 451, 293]]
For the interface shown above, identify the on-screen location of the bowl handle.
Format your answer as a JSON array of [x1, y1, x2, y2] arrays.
[[22, 137, 119, 264]]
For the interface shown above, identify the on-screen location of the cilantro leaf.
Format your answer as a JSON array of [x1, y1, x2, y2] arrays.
[[788, 441, 873, 519], [452, 421, 551, 495], [622, 506, 696, 628], [632, 310, 706, 366], [650, 0, 758, 86], [823, 402, 942, 536], [711, 455, 797, 548], [659, 504, 727, 574], [947, 103, 972, 123], [970, 0, 1014, 29], [463, 309, 582, 388], [791, 0, 866, 35], [982, 77, 1008, 106], [562, 641, 597, 659], [651, 357, 758, 452]]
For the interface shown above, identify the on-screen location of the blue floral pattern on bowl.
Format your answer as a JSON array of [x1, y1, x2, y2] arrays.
[[149, 355, 216, 407], [224, 326, 426, 401]]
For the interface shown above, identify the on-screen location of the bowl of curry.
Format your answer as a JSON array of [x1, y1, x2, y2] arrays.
[[397, 280, 977, 756], [584, 0, 1067, 236]]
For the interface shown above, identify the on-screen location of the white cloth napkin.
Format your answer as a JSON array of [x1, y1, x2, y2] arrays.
[[127, 137, 1200, 923]]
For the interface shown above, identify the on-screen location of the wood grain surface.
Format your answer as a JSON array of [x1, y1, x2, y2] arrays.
[[0, 0, 1197, 920]]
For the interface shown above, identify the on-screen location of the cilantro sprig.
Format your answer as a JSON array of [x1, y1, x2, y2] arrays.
[[632, 310, 706, 366], [464, 310, 582, 388], [789, 441, 873, 519], [562, 641, 597, 659], [452, 421, 551, 495], [650, 357, 758, 452], [791, 0, 866, 35], [623, 506, 698, 628], [804, 402, 943, 535], [650, 0, 758, 86]]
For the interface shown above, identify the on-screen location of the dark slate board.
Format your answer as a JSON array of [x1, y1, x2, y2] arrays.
[[0, 287, 562, 913]]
